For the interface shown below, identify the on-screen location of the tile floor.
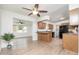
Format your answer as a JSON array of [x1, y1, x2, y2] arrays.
[[0, 37, 78, 55]]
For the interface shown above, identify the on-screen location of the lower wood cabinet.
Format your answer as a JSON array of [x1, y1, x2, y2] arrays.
[[38, 31, 52, 42], [63, 33, 78, 52]]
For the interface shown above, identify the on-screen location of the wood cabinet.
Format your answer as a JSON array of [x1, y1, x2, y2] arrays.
[[48, 24, 53, 29], [37, 21, 53, 30], [37, 21, 46, 29], [63, 33, 78, 52], [38, 31, 52, 42], [70, 8, 79, 25]]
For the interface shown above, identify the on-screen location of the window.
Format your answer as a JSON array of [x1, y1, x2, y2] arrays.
[[13, 19, 27, 33]]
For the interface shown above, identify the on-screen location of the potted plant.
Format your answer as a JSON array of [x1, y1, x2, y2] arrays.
[[1, 33, 15, 49]]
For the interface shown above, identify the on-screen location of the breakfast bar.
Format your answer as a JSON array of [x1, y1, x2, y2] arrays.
[[63, 33, 78, 52], [37, 31, 52, 42]]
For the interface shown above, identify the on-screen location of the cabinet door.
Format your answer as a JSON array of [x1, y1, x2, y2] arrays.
[[48, 24, 53, 29], [70, 35, 78, 52], [38, 21, 46, 29], [63, 34, 78, 52]]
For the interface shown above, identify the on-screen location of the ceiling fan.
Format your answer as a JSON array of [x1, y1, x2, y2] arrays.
[[22, 4, 48, 17]]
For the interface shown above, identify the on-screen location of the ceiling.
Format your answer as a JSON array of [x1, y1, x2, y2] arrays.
[[0, 4, 69, 23]]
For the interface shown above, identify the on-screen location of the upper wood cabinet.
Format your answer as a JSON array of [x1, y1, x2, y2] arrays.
[[37, 21, 53, 30], [70, 8, 79, 25], [37, 21, 46, 29], [48, 24, 53, 29]]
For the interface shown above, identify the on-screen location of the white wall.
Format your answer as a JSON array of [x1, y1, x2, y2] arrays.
[[0, 10, 2, 51], [0, 10, 13, 35], [0, 10, 2, 35]]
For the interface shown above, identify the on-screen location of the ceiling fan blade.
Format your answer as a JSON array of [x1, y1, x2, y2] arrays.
[[28, 13, 32, 16], [22, 7, 32, 11], [37, 13, 40, 17], [39, 10, 48, 13], [34, 4, 39, 9]]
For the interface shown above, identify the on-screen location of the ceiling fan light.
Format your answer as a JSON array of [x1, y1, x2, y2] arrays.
[[33, 11, 38, 15]]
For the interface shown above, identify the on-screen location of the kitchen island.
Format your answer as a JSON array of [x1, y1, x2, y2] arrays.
[[37, 31, 52, 42], [63, 33, 78, 52]]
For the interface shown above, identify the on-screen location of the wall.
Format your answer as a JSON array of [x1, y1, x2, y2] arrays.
[[0, 10, 1, 35], [0, 10, 1, 51], [0, 10, 13, 35]]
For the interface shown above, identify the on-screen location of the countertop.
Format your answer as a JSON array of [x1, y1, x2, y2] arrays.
[[37, 31, 52, 33], [63, 33, 78, 35]]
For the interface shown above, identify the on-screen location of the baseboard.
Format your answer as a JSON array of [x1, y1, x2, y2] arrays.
[[14, 36, 32, 39]]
